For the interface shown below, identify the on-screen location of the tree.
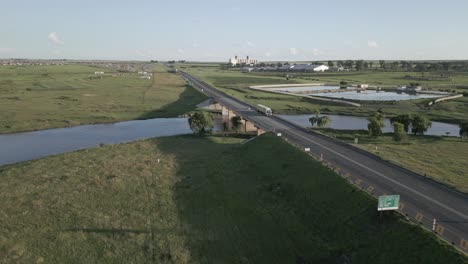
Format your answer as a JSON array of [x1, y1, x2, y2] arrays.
[[379, 60, 386, 69], [411, 116, 432, 135], [367, 112, 385, 137], [231, 116, 243, 132], [337, 60, 344, 67], [363, 61, 369, 69], [415, 63, 427, 72], [188, 111, 213, 135], [309, 109, 331, 128], [328, 61, 334, 67], [390, 114, 412, 133], [355, 60, 364, 71], [344, 60, 354, 69], [317, 116, 331, 128], [393, 122, 407, 142], [390, 61, 399, 71], [460, 123, 468, 139]]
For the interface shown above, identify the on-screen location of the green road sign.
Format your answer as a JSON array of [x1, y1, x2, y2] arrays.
[[378, 195, 400, 211]]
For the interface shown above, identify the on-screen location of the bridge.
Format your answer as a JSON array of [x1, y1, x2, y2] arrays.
[[179, 70, 468, 254]]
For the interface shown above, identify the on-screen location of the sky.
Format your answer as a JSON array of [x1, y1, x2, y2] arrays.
[[1, 0, 468, 61]]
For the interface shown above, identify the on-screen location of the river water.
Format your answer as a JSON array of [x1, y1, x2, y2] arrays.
[[279, 115, 460, 137], [0, 118, 192, 166], [0, 115, 460, 166]]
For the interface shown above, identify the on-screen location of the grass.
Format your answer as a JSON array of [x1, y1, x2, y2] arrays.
[[0, 63, 206, 134], [0, 134, 465, 263], [316, 128, 468, 193], [176, 62, 468, 124]]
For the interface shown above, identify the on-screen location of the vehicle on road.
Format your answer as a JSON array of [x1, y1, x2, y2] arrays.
[[257, 104, 273, 116]]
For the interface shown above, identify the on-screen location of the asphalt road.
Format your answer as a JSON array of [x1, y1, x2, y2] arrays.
[[179, 70, 468, 251]]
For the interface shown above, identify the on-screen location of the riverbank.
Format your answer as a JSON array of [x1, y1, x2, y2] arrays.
[[0, 134, 464, 263], [0, 63, 206, 134], [313, 128, 468, 193]]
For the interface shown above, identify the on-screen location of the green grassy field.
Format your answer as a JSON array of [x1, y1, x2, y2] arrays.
[[244, 71, 468, 90], [0, 63, 206, 134], [0, 134, 465, 263], [316, 129, 468, 193], [176, 63, 468, 124]]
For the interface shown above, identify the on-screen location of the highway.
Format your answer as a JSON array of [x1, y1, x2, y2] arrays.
[[179, 70, 468, 252]]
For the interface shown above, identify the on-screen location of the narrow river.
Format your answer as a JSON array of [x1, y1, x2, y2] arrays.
[[0, 118, 192, 166], [0, 115, 460, 167]]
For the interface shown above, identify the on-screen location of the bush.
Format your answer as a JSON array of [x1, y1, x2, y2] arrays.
[[393, 122, 407, 142]]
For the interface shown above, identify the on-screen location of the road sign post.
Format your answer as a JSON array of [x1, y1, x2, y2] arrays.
[[378, 195, 400, 211]]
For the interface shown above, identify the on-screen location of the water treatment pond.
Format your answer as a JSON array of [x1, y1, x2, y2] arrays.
[[269, 85, 342, 92], [311, 90, 443, 101]]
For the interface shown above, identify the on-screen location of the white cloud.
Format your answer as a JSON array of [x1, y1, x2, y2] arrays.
[[290, 47, 298, 55], [265, 51, 272, 57], [246, 40, 255, 47], [192, 40, 200, 48], [177, 49, 184, 54], [52, 49, 62, 55], [367, 40, 379, 48], [48, 32, 64, 45], [343, 40, 353, 46]]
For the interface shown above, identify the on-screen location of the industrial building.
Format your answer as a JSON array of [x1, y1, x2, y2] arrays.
[[229, 55, 258, 66]]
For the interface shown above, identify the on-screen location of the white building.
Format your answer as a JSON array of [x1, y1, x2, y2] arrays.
[[229, 55, 258, 66], [285, 64, 329, 72], [311, 65, 329, 72]]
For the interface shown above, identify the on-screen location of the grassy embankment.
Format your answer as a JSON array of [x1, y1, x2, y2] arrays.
[[0, 63, 206, 134], [177, 63, 468, 124], [315, 128, 468, 193], [0, 134, 465, 263]]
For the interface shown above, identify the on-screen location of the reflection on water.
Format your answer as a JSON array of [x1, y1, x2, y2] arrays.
[[0, 118, 193, 166], [312, 90, 443, 101], [279, 115, 460, 137]]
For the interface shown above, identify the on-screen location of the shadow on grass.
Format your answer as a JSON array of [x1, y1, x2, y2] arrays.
[[138, 85, 207, 119], [151, 134, 465, 263]]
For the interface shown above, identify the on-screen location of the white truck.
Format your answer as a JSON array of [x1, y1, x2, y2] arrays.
[[256, 104, 273, 116]]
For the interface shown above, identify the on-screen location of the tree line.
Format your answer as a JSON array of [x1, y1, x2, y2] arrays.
[[188, 109, 468, 141], [326, 60, 468, 72]]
